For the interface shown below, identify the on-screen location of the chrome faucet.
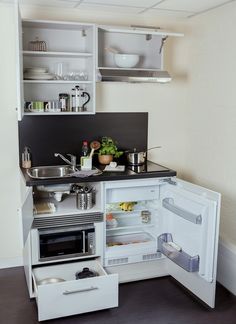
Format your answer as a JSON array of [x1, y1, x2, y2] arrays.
[[54, 153, 77, 171]]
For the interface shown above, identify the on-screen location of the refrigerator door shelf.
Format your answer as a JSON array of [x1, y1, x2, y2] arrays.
[[158, 233, 199, 273]]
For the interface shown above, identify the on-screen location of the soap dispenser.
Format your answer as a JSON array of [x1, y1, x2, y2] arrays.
[[22, 147, 31, 169]]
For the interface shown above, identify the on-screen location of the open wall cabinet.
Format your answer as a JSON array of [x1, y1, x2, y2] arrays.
[[16, 6, 183, 120]]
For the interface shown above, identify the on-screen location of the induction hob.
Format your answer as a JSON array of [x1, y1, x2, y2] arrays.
[[127, 161, 171, 174]]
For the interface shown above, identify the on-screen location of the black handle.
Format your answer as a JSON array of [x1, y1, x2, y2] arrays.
[[82, 92, 90, 108]]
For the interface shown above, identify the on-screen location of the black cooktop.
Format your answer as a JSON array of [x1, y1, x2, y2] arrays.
[[127, 161, 171, 174]]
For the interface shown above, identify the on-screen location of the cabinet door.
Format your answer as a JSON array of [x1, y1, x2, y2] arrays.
[[15, 4, 24, 120], [159, 178, 220, 308], [20, 187, 34, 245]]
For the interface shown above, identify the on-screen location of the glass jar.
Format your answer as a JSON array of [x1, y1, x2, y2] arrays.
[[59, 93, 70, 112]]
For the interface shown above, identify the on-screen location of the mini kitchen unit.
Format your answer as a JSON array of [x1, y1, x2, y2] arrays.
[[20, 158, 220, 321], [17, 15, 221, 323]]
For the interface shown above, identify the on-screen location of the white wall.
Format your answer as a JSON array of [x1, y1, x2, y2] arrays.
[[183, 1, 236, 245], [5, 1, 236, 267]]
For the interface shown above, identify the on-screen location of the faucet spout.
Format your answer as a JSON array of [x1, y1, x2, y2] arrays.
[[54, 153, 77, 171]]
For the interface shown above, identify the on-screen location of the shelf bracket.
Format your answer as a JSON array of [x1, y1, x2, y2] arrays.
[[159, 36, 168, 54], [162, 178, 177, 186]]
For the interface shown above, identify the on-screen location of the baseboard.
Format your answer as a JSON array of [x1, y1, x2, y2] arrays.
[[0, 256, 23, 269], [217, 238, 236, 296]]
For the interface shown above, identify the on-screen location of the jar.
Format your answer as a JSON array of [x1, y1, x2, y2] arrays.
[[141, 210, 151, 223], [59, 93, 70, 111]]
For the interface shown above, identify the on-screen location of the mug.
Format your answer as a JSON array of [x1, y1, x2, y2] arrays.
[[25, 101, 44, 113], [24, 101, 33, 112], [44, 100, 60, 112]]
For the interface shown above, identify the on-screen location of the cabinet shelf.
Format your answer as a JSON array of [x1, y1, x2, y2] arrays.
[[33, 195, 101, 217], [23, 80, 92, 84], [23, 50, 93, 58], [106, 224, 154, 231], [24, 111, 95, 116], [98, 67, 161, 72]]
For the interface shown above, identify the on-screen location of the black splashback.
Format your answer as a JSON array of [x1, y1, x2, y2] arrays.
[[18, 112, 148, 166]]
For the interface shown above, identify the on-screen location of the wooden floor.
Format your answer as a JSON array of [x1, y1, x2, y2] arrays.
[[1, 267, 236, 324]]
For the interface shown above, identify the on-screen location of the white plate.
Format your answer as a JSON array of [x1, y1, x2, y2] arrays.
[[24, 73, 55, 80], [25, 67, 48, 73]]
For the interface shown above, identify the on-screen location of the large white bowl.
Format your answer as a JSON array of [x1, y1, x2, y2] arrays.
[[114, 54, 139, 68]]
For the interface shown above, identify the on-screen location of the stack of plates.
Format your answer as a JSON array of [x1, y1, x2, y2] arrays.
[[24, 67, 54, 80]]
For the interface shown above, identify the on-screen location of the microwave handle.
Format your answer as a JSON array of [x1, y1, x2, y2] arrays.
[[82, 230, 85, 253]]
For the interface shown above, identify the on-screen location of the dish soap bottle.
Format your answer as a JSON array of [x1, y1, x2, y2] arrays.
[[22, 146, 31, 169], [80, 140, 92, 170]]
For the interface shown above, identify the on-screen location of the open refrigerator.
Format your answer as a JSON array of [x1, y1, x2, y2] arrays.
[[104, 177, 220, 308]]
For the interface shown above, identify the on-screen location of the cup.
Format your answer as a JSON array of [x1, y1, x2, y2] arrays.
[[54, 62, 68, 80], [24, 101, 33, 112], [44, 100, 60, 112], [26, 101, 44, 113], [81, 157, 92, 170]]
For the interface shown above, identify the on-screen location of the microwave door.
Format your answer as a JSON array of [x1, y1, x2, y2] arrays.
[[39, 229, 84, 260], [159, 178, 220, 308]]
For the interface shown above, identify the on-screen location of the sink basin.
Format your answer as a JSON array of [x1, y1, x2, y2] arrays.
[[26, 165, 75, 179]]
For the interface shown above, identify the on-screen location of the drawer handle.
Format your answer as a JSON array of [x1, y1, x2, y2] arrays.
[[63, 286, 98, 295]]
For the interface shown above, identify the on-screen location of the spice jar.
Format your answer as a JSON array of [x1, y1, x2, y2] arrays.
[[141, 210, 151, 223], [59, 93, 70, 112]]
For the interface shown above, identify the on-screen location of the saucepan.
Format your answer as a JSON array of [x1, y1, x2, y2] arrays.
[[125, 146, 161, 166]]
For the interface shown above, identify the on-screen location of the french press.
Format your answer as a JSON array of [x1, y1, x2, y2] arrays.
[[71, 85, 90, 112]]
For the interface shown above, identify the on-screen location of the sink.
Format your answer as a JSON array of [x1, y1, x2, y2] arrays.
[[26, 165, 75, 179]]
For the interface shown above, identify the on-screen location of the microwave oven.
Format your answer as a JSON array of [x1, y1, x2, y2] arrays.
[[31, 224, 96, 264]]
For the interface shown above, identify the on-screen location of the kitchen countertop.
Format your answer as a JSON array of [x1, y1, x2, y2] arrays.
[[22, 161, 177, 186]]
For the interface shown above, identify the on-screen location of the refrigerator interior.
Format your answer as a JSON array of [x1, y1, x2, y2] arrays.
[[104, 181, 216, 283]]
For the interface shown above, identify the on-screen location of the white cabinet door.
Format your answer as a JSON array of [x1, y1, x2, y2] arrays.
[[15, 4, 24, 120], [159, 178, 221, 307], [20, 187, 34, 245]]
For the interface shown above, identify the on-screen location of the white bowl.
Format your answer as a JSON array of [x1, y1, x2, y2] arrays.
[[114, 54, 139, 68]]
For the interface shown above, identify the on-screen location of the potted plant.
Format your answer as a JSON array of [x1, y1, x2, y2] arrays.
[[98, 136, 123, 165]]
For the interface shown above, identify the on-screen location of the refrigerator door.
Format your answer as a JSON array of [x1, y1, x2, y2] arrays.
[[160, 178, 221, 308]]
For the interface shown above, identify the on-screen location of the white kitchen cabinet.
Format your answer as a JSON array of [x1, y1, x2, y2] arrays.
[[17, 14, 96, 119], [21, 181, 120, 321], [97, 25, 183, 75], [32, 260, 118, 321], [104, 177, 221, 308]]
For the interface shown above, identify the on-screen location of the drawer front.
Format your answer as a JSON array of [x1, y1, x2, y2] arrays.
[[33, 261, 118, 321]]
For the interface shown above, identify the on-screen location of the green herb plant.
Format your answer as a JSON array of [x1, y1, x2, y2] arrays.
[[98, 136, 123, 158]]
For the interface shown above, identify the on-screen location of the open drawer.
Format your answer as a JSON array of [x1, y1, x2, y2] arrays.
[[32, 259, 118, 321]]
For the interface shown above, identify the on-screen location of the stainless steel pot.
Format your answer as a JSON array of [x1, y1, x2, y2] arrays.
[[126, 146, 161, 165], [126, 150, 146, 165]]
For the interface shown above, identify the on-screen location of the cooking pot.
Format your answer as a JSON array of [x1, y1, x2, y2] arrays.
[[75, 267, 98, 279], [126, 146, 161, 166]]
